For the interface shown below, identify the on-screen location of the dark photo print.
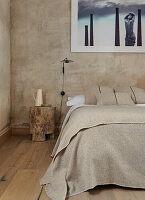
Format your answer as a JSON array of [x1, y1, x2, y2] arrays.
[[75, 0, 145, 51]]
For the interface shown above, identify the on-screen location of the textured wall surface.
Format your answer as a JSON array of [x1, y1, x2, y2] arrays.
[[0, 0, 10, 133], [11, 0, 145, 128]]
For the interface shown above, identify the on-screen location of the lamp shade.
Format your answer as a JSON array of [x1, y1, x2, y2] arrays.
[[61, 58, 74, 63]]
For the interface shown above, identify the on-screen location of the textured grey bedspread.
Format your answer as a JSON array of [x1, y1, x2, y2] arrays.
[[40, 105, 145, 200]]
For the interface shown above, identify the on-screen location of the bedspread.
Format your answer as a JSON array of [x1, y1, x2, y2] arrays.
[[40, 105, 145, 200]]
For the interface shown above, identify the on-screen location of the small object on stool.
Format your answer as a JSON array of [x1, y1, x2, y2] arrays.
[[29, 106, 56, 141]]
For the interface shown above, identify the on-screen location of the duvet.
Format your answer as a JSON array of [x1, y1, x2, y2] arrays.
[[40, 105, 145, 200]]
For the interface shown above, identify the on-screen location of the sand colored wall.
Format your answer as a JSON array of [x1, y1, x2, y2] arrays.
[[0, 0, 10, 133], [11, 0, 145, 128]]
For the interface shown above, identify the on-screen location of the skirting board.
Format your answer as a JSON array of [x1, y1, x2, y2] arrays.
[[0, 127, 11, 146], [11, 126, 60, 136], [11, 127, 30, 136]]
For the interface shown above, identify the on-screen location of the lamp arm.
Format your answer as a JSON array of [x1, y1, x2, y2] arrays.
[[61, 62, 65, 96], [62, 62, 65, 74], [58, 70, 65, 125], [59, 58, 74, 125]]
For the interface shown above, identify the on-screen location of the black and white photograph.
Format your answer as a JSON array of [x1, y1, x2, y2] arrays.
[[71, 0, 145, 52]]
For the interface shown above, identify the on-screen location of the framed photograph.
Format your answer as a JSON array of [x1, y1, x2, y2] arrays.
[[71, 0, 145, 52]]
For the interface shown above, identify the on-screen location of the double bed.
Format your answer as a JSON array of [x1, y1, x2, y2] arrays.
[[40, 86, 145, 200]]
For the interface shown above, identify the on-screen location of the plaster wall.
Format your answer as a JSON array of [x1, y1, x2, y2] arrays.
[[11, 0, 145, 128], [0, 0, 10, 133]]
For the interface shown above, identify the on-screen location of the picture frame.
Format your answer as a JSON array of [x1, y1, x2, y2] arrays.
[[71, 0, 145, 52]]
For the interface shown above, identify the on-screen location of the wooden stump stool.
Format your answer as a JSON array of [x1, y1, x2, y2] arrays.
[[29, 107, 56, 141]]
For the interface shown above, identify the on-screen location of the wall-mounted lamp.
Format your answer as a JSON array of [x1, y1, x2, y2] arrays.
[[60, 58, 74, 96], [58, 58, 74, 125]]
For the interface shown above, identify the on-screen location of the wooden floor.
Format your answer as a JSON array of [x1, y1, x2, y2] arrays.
[[0, 136, 145, 200]]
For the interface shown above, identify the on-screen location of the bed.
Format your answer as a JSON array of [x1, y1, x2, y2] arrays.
[[40, 103, 145, 200], [40, 86, 145, 200]]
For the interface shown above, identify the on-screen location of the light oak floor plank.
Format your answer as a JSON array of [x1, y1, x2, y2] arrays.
[[0, 170, 41, 200], [0, 136, 27, 165], [0, 136, 145, 200], [0, 137, 35, 197]]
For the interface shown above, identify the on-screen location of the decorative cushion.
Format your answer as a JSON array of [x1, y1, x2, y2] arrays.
[[96, 92, 116, 105], [85, 85, 145, 105], [85, 85, 115, 105], [85, 85, 100, 105], [115, 92, 135, 105], [130, 87, 145, 104], [114, 86, 136, 102], [115, 86, 145, 104], [99, 86, 114, 93]]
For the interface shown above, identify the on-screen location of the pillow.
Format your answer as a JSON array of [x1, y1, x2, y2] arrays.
[[130, 87, 145, 104], [84, 85, 100, 105], [115, 92, 135, 105], [67, 95, 85, 107], [114, 86, 136, 102], [96, 93, 116, 105], [99, 86, 114, 93], [136, 104, 145, 107]]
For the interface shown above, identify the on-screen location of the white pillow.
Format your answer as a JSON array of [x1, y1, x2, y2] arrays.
[[135, 104, 145, 107], [67, 95, 85, 107]]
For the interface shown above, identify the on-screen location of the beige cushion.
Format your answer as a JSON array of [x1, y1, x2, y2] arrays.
[[131, 87, 145, 104], [85, 86, 114, 105], [85, 85, 100, 104], [115, 92, 135, 105], [96, 93, 116, 105], [114, 86, 136, 102], [85, 85, 145, 105], [100, 86, 114, 93]]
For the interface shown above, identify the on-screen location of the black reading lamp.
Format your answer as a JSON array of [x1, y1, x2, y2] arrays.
[[60, 58, 74, 96], [59, 58, 74, 124]]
